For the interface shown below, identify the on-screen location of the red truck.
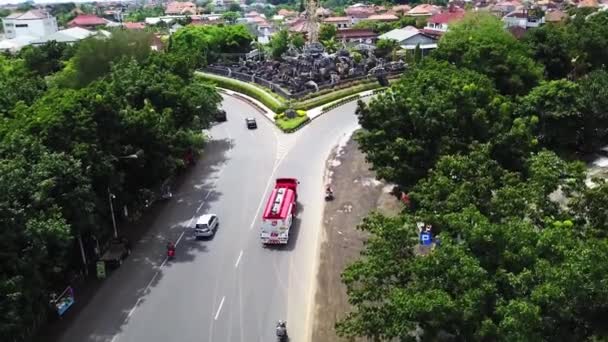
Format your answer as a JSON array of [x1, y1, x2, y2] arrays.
[[260, 178, 299, 245]]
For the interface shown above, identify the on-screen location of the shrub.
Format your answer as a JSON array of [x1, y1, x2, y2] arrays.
[[197, 72, 286, 113], [296, 110, 307, 117], [276, 113, 310, 133]]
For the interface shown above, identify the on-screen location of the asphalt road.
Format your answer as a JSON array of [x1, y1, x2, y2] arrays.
[[54, 94, 361, 342]]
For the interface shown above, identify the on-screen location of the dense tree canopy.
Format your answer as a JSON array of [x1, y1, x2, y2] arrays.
[[434, 14, 543, 96], [356, 60, 513, 187], [338, 149, 608, 341], [0, 28, 222, 341], [169, 24, 255, 66], [347, 9, 608, 342]]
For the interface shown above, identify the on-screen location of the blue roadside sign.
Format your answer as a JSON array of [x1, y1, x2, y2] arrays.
[[420, 231, 432, 245]]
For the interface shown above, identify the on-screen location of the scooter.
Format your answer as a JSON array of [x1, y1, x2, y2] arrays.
[[325, 189, 334, 201], [167, 243, 176, 260], [276, 320, 288, 342]]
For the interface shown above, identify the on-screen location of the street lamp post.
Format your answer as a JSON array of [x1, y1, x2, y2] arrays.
[[107, 151, 141, 238], [108, 188, 118, 238]]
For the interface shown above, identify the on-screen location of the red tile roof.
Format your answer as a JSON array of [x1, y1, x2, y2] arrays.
[[124, 22, 146, 30], [428, 9, 466, 24], [336, 28, 378, 39], [68, 15, 107, 27], [165, 1, 196, 15]]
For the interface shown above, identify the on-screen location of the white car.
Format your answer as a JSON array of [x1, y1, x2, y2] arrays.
[[194, 214, 219, 238]]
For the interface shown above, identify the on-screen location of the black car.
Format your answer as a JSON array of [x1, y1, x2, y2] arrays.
[[246, 117, 257, 129], [215, 109, 227, 122]]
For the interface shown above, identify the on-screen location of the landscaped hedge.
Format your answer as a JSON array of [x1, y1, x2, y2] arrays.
[[197, 72, 286, 113], [294, 82, 383, 110]]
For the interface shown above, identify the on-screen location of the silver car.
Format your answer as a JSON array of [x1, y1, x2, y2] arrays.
[[194, 214, 219, 238]]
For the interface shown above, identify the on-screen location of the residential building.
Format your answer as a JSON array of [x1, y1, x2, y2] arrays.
[[316, 7, 333, 17], [323, 16, 351, 29], [277, 9, 297, 18], [407, 4, 442, 17], [2, 10, 58, 39], [422, 7, 466, 37], [123, 22, 146, 30], [379, 26, 438, 52], [367, 13, 399, 22], [345, 4, 376, 23], [256, 23, 273, 44], [545, 9, 568, 23], [390, 5, 412, 15], [165, 1, 197, 15], [31, 27, 96, 45], [490, 0, 522, 17], [0, 35, 38, 52], [578, 0, 599, 8], [336, 28, 378, 44], [68, 15, 108, 29], [503, 10, 545, 28]]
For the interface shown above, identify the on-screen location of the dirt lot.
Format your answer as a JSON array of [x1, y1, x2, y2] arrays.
[[312, 136, 402, 342]]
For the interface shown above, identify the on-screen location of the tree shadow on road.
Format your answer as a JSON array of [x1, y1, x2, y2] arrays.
[[40, 138, 232, 342]]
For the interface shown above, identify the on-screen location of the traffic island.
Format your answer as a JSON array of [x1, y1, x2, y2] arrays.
[[274, 109, 310, 133], [197, 71, 396, 133]]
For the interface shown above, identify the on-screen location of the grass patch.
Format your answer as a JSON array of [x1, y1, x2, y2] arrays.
[[197, 72, 286, 113], [275, 110, 310, 133]]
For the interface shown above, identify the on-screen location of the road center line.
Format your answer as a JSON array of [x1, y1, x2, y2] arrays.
[[214, 296, 226, 320], [235, 250, 243, 268], [249, 168, 278, 230]]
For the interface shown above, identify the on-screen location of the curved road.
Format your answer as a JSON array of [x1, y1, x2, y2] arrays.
[[55, 94, 360, 342]]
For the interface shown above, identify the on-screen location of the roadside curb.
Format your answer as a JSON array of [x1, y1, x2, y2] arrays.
[[218, 87, 388, 132]]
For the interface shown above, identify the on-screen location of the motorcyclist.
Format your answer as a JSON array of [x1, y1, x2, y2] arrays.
[[276, 320, 287, 338], [167, 241, 175, 252], [325, 185, 333, 196]]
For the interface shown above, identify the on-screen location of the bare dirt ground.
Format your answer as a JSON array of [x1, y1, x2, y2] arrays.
[[312, 137, 402, 342]]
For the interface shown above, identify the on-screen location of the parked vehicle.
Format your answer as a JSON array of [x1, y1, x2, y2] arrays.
[[194, 214, 219, 238], [100, 237, 131, 268], [260, 178, 299, 245]]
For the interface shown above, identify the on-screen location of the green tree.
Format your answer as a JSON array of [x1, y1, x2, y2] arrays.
[[318, 23, 337, 42], [290, 33, 305, 49], [523, 23, 573, 80], [576, 69, 608, 153], [56, 30, 153, 88], [434, 13, 543, 96], [321, 37, 338, 53], [355, 60, 512, 188], [567, 11, 608, 76], [516, 79, 582, 152], [339, 153, 605, 341], [19, 41, 74, 76], [374, 38, 399, 59], [222, 11, 240, 24], [269, 29, 290, 59], [228, 3, 242, 12], [125, 6, 165, 22], [0, 55, 46, 115]]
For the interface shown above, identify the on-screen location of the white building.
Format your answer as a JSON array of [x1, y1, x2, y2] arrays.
[[2, 10, 58, 39]]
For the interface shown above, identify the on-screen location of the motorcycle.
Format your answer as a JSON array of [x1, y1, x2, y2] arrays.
[[324, 188, 334, 201], [276, 320, 288, 342], [167, 243, 176, 259]]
